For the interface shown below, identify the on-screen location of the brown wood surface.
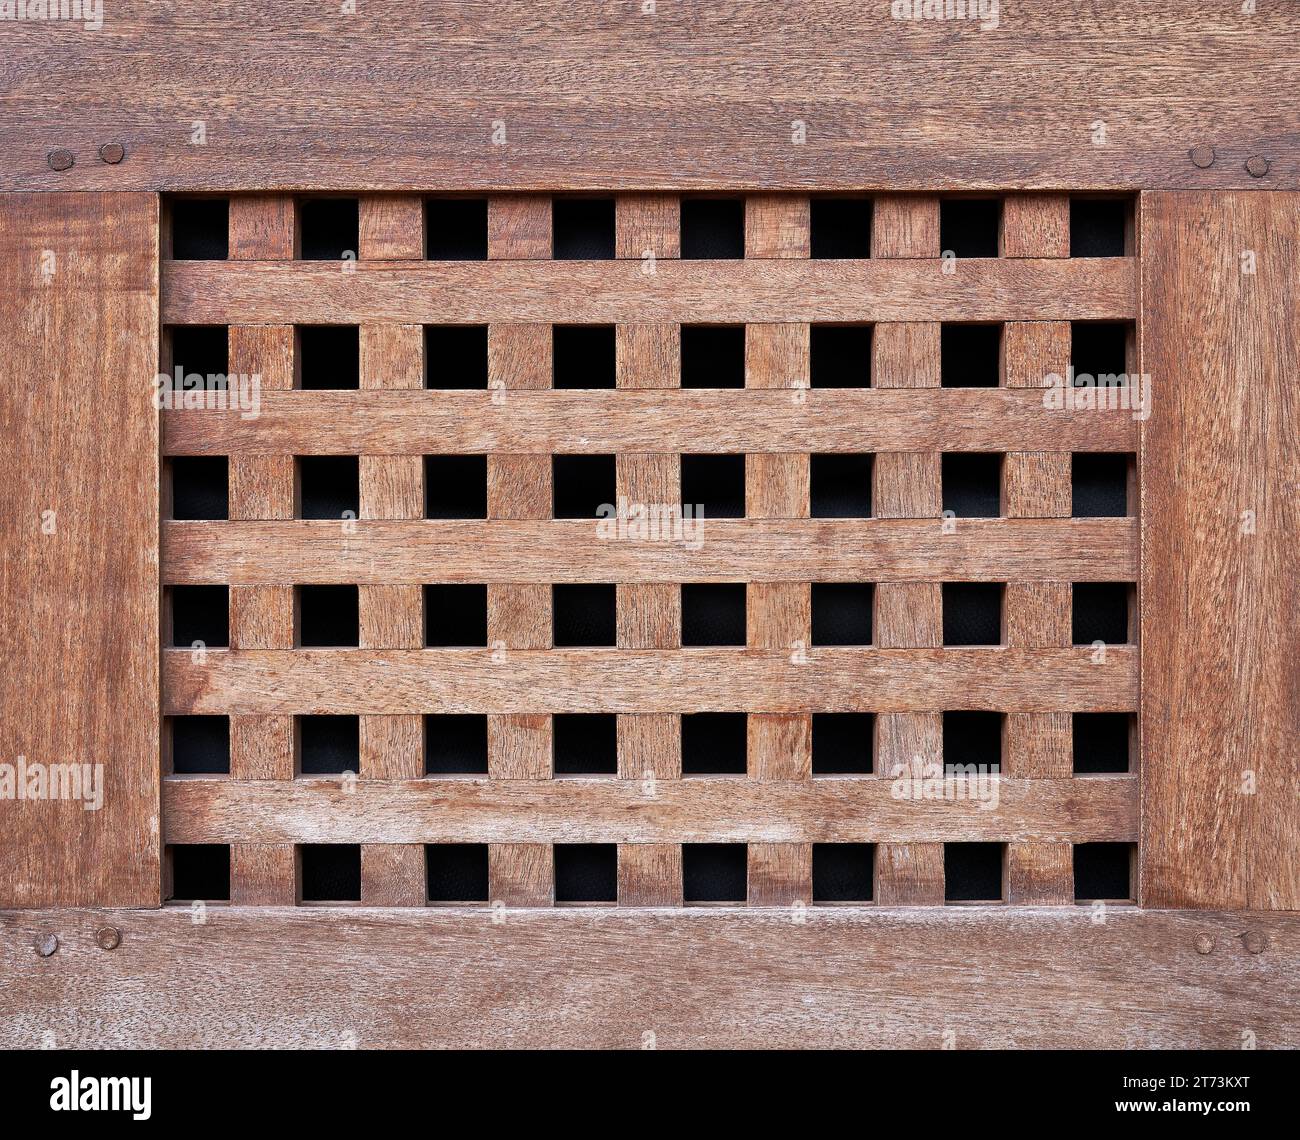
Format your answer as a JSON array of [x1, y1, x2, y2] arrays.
[[0, 194, 160, 907], [1140, 191, 1299, 910]]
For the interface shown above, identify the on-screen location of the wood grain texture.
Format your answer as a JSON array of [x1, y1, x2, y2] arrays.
[[1140, 191, 1300, 910], [0, 193, 160, 907]]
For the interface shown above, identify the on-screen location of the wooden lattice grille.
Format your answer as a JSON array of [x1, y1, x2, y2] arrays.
[[159, 192, 1139, 908]]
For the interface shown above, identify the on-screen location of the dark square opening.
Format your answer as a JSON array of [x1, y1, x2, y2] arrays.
[[943, 711, 1003, 771], [552, 198, 615, 260], [297, 325, 360, 390], [552, 584, 616, 647], [169, 326, 228, 384], [424, 583, 488, 647], [809, 198, 871, 259], [1073, 712, 1133, 774], [170, 198, 229, 260], [1071, 322, 1130, 383], [942, 582, 1004, 646], [169, 716, 230, 775], [681, 712, 747, 776], [555, 843, 617, 902], [940, 198, 1002, 258], [425, 454, 487, 519], [680, 325, 745, 389], [1072, 582, 1131, 645], [169, 585, 228, 648], [169, 456, 228, 520], [553, 714, 618, 775], [942, 452, 1002, 517], [941, 323, 1002, 387], [681, 583, 747, 647], [424, 714, 489, 775], [168, 844, 230, 902], [813, 843, 876, 902], [812, 712, 874, 775], [425, 198, 488, 260], [811, 453, 873, 517], [297, 455, 359, 519], [426, 843, 490, 903], [1072, 452, 1131, 517], [1070, 199, 1129, 258], [810, 324, 872, 388], [425, 325, 488, 388], [683, 843, 747, 903], [299, 844, 361, 902], [1074, 842, 1134, 901], [681, 454, 745, 518], [298, 714, 360, 775], [298, 198, 359, 261], [297, 584, 359, 647], [944, 842, 1005, 902], [553, 454, 616, 519], [553, 325, 616, 388], [680, 199, 744, 259], [811, 582, 874, 646]]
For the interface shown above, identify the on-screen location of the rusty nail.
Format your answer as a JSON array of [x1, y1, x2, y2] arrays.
[[1188, 145, 1215, 169], [35, 934, 59, 958], [1241, 929, 1268, 954], [46, 149, 74, 172], [95, 926, 121, 950], [1245, 155, 1270, 178], [98, 143, 126, 165], [1194, 934, 1215, 955]]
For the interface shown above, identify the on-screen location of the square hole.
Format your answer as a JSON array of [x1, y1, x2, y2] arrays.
[[683, 843, 747, 903], [552, 198, 615, 260], [424, 583, 487, 647], [1070, 199, 1129, 258], [299, 198, 359, 261], [813, 843, 875, 902], [942, 452, 1002, 517], [1072, 452, 1132, 517], [680, 325, 745, 389], [811, 453, 873, 517], [425, 325, 488, 388], [426, 843, 489, 903], [811, 583, 873, 646], [297, 584, 359, 647], [552, 584, 616, 647], [555, 843, 617, 902], [170, 199, 229, 260], [298, 715, 360, 775], [169, 585, 228, 648], [298, 326, 360, 390], [1074, 843, 1134, 901], [812, 713, 874, 775], [680, 199, 744, 259], [169, 326, 228, 383], [809, 325, 872, 388], [297, 455, 359, 519], [425, 455, 487, 519], [169, 456, 228, 520], [553, 325, 616, 389], [1073, 712, 1133, 774], [1071, 322, 1130, 382], [299, 844, 361, 902], [681, 713, 747, 776], [940, 198, 1002, 258], [553, 454, 617, 519], [169, 716, 230, 775], [943, 711, 1003, 771], [809, 198, 871, 259], [425, 198, 488, 260], [681, 454, 745, 518], [942, 582, 1004, 646], [681, 583, 747, 647], [1072, 583, 1131, 645], [553, 714, 618, 776], [941, 324, 1002, 387], [168, 845, 230, 902], [944, 842, 1004, 902], [425, 714, 489, 775]]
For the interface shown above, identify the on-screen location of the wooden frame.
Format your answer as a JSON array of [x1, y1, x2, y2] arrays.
[[1, 4, 1296, 1051]]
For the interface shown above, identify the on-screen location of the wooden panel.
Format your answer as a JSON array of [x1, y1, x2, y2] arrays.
[[0, 193, 160, 907], [1141, 191, 1300, 910]]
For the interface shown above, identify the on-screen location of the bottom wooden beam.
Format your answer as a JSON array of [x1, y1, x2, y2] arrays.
[[1, 908, 1295, 1049]]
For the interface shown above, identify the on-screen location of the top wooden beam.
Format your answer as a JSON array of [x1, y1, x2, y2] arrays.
[[2, 1, 1295, 192]]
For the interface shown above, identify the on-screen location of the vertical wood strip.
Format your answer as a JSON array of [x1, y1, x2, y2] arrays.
[[359, 196, 424, 260], [228, 197, 295, 261], [230, 843, 297, 906], [361, 844, 426, 906]]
